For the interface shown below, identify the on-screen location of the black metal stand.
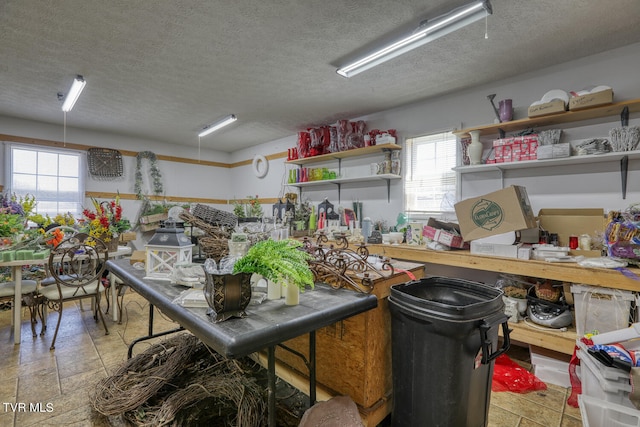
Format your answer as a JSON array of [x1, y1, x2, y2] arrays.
[[127, 303, 184, 359]]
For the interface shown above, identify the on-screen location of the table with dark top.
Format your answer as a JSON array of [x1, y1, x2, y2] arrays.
[[105, 258, 378, 427]]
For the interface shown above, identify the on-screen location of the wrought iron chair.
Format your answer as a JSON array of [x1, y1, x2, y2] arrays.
[[0, 279, 41, 337], [39, 233, 109, 350]]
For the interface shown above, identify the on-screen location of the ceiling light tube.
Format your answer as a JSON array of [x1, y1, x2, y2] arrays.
[[198, 114, 237, 137], [61, 75, 87, 112], [336, 0, 492, 78]]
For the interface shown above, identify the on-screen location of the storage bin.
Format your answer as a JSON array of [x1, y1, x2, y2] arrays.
[[571, 284, 635, 337], [530, 349, 572, 388], [579, 394, 640, 427], [577, 344, 632, 410], [577, 340, 632, 383]]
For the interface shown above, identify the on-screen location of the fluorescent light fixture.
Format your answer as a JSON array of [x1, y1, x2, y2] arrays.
[[198, 114, 238, 137], [336, 0, 492, 77], [61, 75, 87, 112]]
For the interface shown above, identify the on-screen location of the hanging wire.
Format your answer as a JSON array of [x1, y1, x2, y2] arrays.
[[485, 11, 489, 39], [63, 111, 67, 147]]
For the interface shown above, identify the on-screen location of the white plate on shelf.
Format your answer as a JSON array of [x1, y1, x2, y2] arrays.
[[541, 89, 569, 104]]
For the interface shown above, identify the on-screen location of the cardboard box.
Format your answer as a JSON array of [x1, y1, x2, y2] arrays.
[[569, 88, 613, 111], [130, 250, 146, 265], [454, 186, 537, 241], [538, 208, 604, 257], [422, 218, 467, 249], [528, 99, 566, 118], [470, 241, 529, 259]]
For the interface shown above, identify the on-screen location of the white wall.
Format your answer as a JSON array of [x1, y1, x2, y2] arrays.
[[2, 42, 640, 232], [284, 41, 640, 226]]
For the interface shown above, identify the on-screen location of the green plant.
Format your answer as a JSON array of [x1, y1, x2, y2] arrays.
[[232, 239, 314, 291], [0, 212, 24, 238]]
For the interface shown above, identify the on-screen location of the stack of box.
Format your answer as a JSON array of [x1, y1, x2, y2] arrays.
[[487, 135, 538, 164], [577, 339, 640, 426]]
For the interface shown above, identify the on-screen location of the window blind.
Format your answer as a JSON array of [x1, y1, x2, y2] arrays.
[[404, 131, 457, 216]]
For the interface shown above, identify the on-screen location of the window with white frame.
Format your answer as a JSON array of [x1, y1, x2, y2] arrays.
[[404, 131, 457, 218], [5, 144, 85, 217]]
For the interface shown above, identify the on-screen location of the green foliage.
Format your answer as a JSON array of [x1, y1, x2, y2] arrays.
[[0, 213, 25, 237], [232, 239, 314, 291]]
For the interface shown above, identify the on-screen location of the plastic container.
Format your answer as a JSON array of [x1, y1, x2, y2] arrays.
[[579, 394, 640, 427], [577, 345, 632, 409], [571, 284, 634, 337], [388, 277, 510, 427]]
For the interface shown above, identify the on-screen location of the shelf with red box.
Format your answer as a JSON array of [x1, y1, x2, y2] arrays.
[[285, 143, 402, 203], [453, 97, 640, 173], [454, 147, 640, 173]]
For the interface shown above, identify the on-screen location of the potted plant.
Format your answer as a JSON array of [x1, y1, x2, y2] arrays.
[[232, 239, 314, 304]]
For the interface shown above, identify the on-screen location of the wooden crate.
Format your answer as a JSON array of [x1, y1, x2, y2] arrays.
[[139, 212, 168, 232], [119, 231, 137, 242], [274, 261, 424, 415]]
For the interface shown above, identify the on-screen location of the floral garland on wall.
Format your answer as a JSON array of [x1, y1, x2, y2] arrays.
[[135, 151, 164, 200]]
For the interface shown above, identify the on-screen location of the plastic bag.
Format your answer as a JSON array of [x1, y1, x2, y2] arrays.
[[491, 354, 547, 393]]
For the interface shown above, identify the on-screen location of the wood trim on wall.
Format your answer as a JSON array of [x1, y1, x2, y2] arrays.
[[0, 133, 287, 168], [2, 134, 287, 207], [86, 191, 281, 207]]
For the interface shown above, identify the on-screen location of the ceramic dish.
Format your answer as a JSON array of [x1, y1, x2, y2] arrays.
[[541, 89, 569, 104]]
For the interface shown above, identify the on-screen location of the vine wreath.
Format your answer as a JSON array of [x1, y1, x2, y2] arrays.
[[134, 151, 164, 199]]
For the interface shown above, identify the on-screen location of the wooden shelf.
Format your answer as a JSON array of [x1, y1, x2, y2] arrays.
[[367, 244, 640, 355], [453, 98, 640, 138], [371, 244, 640, 293], [286, 173, 401, 188], [286, 144, 401, 166], [500, 321, 576, 356], [454, 149, 640, 173]]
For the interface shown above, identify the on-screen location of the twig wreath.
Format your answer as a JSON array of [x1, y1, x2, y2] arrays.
[[135, 151, 164, 200]]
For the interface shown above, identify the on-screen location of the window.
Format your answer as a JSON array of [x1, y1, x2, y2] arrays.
[[404, 131, 457, 218], [5, 144, 85, 217]]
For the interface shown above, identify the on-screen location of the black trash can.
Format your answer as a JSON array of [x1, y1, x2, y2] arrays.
[[388, 277, 510, 427]]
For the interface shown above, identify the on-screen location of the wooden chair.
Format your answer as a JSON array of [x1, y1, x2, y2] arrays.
[[39, 233, 109, 350]]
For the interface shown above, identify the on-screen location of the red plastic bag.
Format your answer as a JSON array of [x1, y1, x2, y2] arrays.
[[492, 354, 547, 393]]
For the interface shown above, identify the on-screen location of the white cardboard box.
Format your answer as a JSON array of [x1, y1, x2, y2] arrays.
[[470, 241, 530, 259]]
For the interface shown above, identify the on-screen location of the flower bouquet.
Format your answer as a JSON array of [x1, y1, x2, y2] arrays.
[[81, 196, 131, 250]]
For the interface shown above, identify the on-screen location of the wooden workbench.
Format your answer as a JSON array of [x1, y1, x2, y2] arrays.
[[369, 244, 640, 355]]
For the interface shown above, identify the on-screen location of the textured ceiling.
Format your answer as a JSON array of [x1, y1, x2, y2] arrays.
[[1, 0, 640, 152]]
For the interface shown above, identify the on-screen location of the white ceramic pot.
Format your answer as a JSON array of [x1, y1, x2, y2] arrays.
[[285, 283, 299, 306]]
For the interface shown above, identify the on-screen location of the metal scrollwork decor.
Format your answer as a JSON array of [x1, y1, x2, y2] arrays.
[[302, 232, 394, 293]]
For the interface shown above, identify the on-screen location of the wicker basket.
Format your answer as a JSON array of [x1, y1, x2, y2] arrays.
[[180, 211, 233, 261], [192, 204, 237, 228], [198, 236, 230, 262]]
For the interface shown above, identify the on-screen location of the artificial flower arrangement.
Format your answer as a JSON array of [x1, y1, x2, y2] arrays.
[[233, 195, 263, 219], [81, 195, 131, 243]]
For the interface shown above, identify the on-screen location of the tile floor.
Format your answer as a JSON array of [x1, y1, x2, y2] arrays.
[[0, 290, 583, 427]]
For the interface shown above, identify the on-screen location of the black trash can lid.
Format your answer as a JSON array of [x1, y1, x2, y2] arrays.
[[389, 276, 504, 322]]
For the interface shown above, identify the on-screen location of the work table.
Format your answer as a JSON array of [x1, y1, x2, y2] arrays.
[[371, 244, 640, 292], [369, 244, 640, 356]]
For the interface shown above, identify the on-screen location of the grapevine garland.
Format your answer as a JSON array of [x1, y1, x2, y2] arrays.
[[134, 151, 164, 200]]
